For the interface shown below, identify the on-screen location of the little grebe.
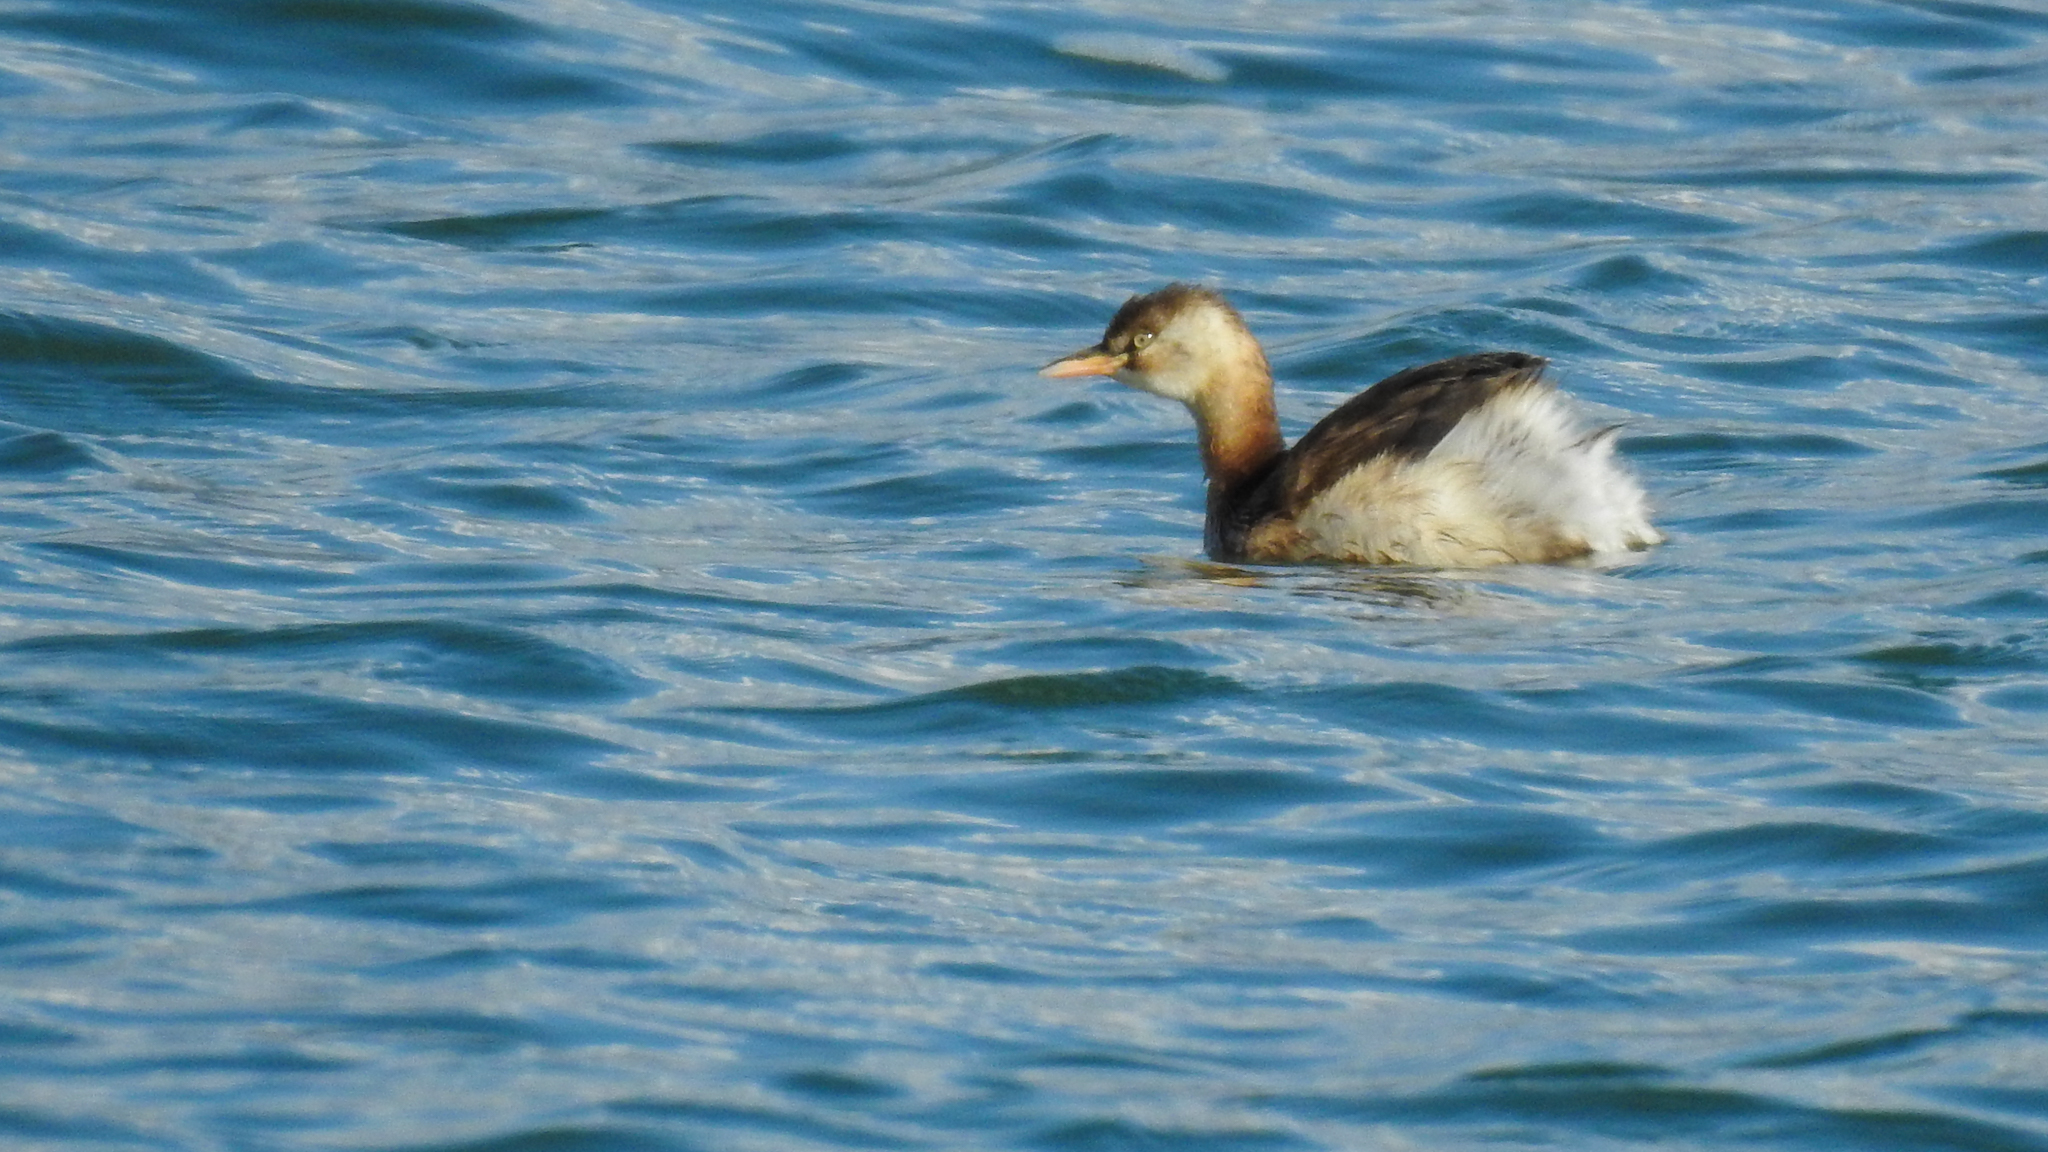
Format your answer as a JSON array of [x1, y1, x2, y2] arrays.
[[1042, 284, 1661, 566]]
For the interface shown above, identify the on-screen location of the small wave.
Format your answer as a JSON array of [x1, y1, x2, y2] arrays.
[[1051, 33, 1227, 82]]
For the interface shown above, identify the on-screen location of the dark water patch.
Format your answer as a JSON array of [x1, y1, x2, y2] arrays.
[[197, 874, 684, 929], [0, 864, 122, 901], [1571, 894, 2034, 954], [1978, 451, 2048, 487], [758, 9, 1062, 92], [1679, 352, 1869, 390], [1895, 310, 2048, 359], [373, 466, 602, 523], [640, 280, 1064, 327], [1926, 853, 2048, 905], [922, 765, 1358, 832], [0, 1105, 160, 1148], [627, 432, 907, 486], [1244, 803, 1606, 886], [1764, 778, 1970, 821], [383, 203, 648, 251], [1464, 1060, 1672, 1082], [0, 313, 622, 435], [1273, 1073, 2048, 1149], [802, 466, 1056, 520], [366, 945, 664, 979], [211, 92, 339, 134], [986, 170, 1353, 236], [1569, 252, 1708, 295], [1288, 680, 1778, 756], [615, 979, 801, 1011], [0, 429, 106, 476], [1738, 1025, 1952, 1070], [676, 652, 884, 701], [0, 219, 239, 303], [752, 362, 875, 404], [0, 802, 154, 854], [1771, 3, 2033, 50], [547, 766, 762, 804], [942, 666, 1239, 710], [1696, 673, 1961, 730], [556, 579, 941, 636], [1670, 85, 1855, 131], [1316, 308, 1608, 376], [308, 839, 521, 870], [1636, 820, 1963, 878], [1929, 1085, 2048, 1140], [0, 1019, 81, 1049], [731, 816, 993, 852], [1984, 684, 2048, 712], [390, 1122, 695, 1152], [1029, 1117, 1310, 1152], [1216, 33, 1658, 103], [90, 1045, 353, 1075], [6, 619, 649, 705], [923, 960, 1062, 986], [1855, 635, 2046, 689], [819, 900, 935, 933], [1884, 496, 2048, 539], [1285, 915, 1396, 943], [640, 129, 867, 167], [1459, 191, 1741, 236], [202, 238, 397, 289], [3, 0, 635, 110], [607, 1095, 911, 1151], [26, 540, 351, 593], [732, 666, 1242, 743], [0, 311, 371, 434], [1624, 429, 1876, 466], [778, 1068, 901, 1102], [282, 1009, 564, 1058], [1423, 962, 1646, 1009], [1630, 165, 2036, 190], [1676, 505, 1834, 535], [651, 836, 748, 873], [0, 688, 623, 774], [983, 634, 1214, 672], [1922, 56, 2048, 84], [0, 920, 118, 967], [1918, 230, 2048, 274], [1964, 1007, 2048, 1035], [1050, 35, 1231, 85], [1953, 588, 2048, 619], [384, 191, 1083, 264]]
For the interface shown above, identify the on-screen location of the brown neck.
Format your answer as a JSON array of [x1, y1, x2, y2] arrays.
[[1191, 366, 1284, 489]]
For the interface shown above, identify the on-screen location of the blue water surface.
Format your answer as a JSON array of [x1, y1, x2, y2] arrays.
[[2, 1, 2048, 1149]]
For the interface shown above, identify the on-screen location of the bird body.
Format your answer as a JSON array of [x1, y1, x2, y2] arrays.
[[1042, 285, 1661, 567]]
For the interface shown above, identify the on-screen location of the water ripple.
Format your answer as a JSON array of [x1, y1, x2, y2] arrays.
[[2, 0, 2048, 1149]]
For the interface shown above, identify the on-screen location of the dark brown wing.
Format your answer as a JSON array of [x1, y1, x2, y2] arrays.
[[1273, 352, 1547, 512], [1205, 352, 1547, 559]]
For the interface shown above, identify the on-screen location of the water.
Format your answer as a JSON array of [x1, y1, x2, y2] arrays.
[[2, 0, 2047, 1148]]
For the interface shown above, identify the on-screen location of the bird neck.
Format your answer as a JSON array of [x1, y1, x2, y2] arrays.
[[1191, 364, 1284, 489]]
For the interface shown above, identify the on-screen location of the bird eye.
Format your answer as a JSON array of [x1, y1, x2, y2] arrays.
[[1131, 331, 1155, 350]]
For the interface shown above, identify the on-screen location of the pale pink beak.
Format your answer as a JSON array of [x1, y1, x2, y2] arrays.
[[1040, 346, 1127, 379]]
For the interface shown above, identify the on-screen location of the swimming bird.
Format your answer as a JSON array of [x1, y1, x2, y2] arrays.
[[1042, 284, 1661, 566]]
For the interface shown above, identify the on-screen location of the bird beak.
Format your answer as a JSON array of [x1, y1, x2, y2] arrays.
[[1040, 345, 1127, 379]]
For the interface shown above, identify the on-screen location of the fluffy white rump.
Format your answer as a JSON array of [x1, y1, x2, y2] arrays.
[[1287, 387, 1662, 566]]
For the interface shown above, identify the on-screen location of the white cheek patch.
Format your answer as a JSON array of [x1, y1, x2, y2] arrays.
[[1118, 362, 1200, 405], [1117, 306, 1248, 407]]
